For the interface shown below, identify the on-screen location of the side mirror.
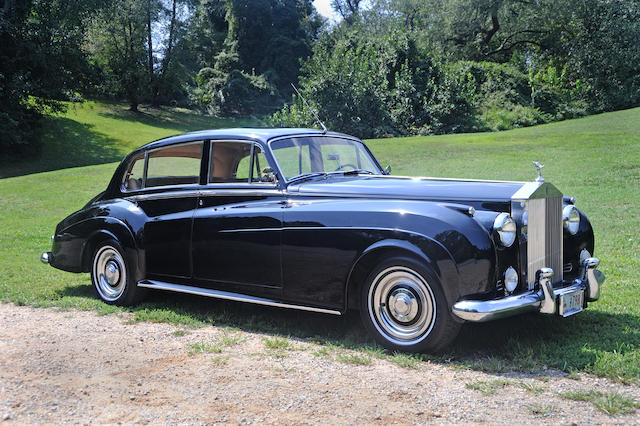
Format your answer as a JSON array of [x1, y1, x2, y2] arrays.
[[261, 167, 276, 183], [384, 165, 391, 175]]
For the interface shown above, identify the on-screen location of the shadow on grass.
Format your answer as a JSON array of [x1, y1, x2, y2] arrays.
[[53, 282, 639, 378], [0, 117, 121, 178], [97, 106, 262, 134]]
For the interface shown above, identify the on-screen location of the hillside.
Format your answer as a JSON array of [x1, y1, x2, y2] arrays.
[[1, 100, 262, 178], [0, 103, 638, 382]]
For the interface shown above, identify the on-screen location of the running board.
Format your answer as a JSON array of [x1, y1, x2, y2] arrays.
[[137, 280, 342, 316]]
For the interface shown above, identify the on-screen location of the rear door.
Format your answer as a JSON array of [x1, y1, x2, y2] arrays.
[[122, 141, 204, 279]]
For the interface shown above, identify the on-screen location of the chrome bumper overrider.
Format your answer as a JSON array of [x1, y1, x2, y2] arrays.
[[452, 258, 604, 322], [40, 251, 52, 264]]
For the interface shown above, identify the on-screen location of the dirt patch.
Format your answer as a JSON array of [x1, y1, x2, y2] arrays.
[[0, 303, 638, 424]]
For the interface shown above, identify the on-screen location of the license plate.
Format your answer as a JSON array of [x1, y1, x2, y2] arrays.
[[559, 289, 584, 317]]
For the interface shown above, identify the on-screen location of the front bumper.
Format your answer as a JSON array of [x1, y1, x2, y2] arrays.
[[452, 257, 604, 322]]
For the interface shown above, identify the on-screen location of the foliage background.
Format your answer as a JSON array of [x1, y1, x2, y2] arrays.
[[1, 0, 640, 151]]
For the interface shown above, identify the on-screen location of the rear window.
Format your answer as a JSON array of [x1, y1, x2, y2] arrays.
[[123, 142, 203, 191]]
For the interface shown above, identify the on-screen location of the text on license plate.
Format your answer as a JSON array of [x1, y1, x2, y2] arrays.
[[559, 289, 584, 317]]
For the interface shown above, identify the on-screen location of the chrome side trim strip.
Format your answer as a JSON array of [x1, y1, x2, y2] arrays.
[[199, 189, 283, 197], [124, 189, 201, 202], [137, 280, 342, 315], [369, 174, 526, 185], [124, 188, 284, 202]]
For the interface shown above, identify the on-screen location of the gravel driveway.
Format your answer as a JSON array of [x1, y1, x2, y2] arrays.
[[0, 303, 638, 424]]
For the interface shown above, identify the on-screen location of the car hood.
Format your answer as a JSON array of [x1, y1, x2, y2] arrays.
[[288, 175, 525, 205]]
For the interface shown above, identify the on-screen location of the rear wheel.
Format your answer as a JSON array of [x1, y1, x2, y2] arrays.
[[360, 257, 460, 353], [91, 239, 141, 306]]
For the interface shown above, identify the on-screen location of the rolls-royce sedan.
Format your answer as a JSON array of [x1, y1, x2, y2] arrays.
[[41, 128, 605, 352]]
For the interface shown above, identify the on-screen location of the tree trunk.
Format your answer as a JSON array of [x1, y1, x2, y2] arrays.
[[147, 0, 157, 105], [161, 0, 177, 78]]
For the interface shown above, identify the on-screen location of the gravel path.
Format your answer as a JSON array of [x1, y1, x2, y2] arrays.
[[0, 302, 638, 424]]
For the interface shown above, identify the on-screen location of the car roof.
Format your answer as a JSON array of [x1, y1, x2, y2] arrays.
[[136, 128, 357, 152]]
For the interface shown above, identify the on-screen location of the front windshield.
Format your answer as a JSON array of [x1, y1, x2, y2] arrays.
[[270, 136, 381, 180]]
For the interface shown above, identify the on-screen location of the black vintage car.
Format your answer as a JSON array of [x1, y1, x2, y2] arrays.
[[41, 128, 604, 352]]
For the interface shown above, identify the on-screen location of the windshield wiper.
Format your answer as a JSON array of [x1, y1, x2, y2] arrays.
[[287, 172, 327, 184], [342, 169, 375, 175]]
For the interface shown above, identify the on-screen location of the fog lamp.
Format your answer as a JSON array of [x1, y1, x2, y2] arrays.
[[505, 266, 519, 293]]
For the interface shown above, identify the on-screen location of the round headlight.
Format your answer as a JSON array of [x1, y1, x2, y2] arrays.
[[493, 213, 516, 247], [504, 266, 518, 293], [563, 205, 580, 235]]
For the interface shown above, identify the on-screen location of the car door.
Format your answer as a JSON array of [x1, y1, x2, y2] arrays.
[[122, 141, 204, 279], [191, 141, 284, 297]]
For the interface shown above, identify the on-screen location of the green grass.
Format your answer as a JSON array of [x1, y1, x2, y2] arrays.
[[518, 381, 546, 395], [0, 100, 261, 178], [559, 390, 639, 415], [525, 403, 555, 416], [336, 353, 372, 366], [188, 331, 243, 355], [465, 379, 512, 396], [264, 336, 290, 350], [0, 102, 639, 383]]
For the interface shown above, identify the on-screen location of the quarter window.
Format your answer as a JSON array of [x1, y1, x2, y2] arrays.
[[124, 154, 145, 190]]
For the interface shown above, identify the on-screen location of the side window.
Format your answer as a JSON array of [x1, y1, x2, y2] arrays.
[[123, 154, 145, 191], [146, 142, 203, 188], [208, 142, 273, 184], [209, 141, 252, 183]]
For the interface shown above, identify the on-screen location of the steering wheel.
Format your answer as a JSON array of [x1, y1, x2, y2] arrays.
[[334, 163, 358, 171]]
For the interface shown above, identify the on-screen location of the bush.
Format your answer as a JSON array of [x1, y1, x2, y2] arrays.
[[192, 46, 282, 116], [272, 30, 476, 138], [448, 61, 587, 131]]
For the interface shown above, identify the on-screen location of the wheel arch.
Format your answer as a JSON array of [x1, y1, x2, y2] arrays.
[[80, 218, 140, 281], [345, 238, 460, 314]]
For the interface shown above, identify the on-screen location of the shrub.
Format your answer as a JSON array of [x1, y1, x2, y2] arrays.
[[272, 30, 475, 138]]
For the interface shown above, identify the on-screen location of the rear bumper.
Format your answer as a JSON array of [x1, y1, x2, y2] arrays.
[[452, 257, 604, 322], [40, 251, 52, 264]]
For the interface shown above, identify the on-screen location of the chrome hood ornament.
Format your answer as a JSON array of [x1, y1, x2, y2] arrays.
[[532, 161, 545, 182]]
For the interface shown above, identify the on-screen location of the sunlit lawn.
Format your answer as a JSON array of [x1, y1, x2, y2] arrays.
[[0, 102, 638, 382]]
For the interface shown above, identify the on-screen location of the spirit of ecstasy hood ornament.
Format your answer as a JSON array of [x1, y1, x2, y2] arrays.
[[532, 161, 545, 182]]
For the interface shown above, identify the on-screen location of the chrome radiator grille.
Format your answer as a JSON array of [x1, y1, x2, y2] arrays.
[[526, 196, 563, 287]]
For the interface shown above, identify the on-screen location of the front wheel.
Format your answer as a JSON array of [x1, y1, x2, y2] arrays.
[[91, 239, 142, 306], [360, 257, 460, 353]]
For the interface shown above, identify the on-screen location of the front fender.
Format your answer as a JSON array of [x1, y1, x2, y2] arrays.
[[346, 235, 460, 310]]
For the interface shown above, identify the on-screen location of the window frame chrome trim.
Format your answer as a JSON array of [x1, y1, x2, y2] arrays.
[[267, 134, 384, 184], [122, 140, 204, 193]]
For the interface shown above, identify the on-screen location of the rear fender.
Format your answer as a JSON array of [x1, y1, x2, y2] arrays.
[[79, 218, 141, 281]]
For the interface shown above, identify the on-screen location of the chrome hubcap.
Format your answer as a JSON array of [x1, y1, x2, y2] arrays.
[[368, 266, 436, 345], [389, 288, 418, 322], [104, 260, 120, 286], [93, 246, 126, 301]]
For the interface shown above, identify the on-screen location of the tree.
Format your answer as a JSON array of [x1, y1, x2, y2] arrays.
[[192, 0, 323, 114], [0, 0, 102, 154], [331, 0, 363, 23], [87, 0, 148, 111]]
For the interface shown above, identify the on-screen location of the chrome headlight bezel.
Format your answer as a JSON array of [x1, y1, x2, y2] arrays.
[[563, 205, 580, 235], [493, 213, 517, 248]]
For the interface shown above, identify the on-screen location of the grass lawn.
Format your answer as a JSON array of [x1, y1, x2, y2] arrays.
[[0, 101, 638, 383]]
